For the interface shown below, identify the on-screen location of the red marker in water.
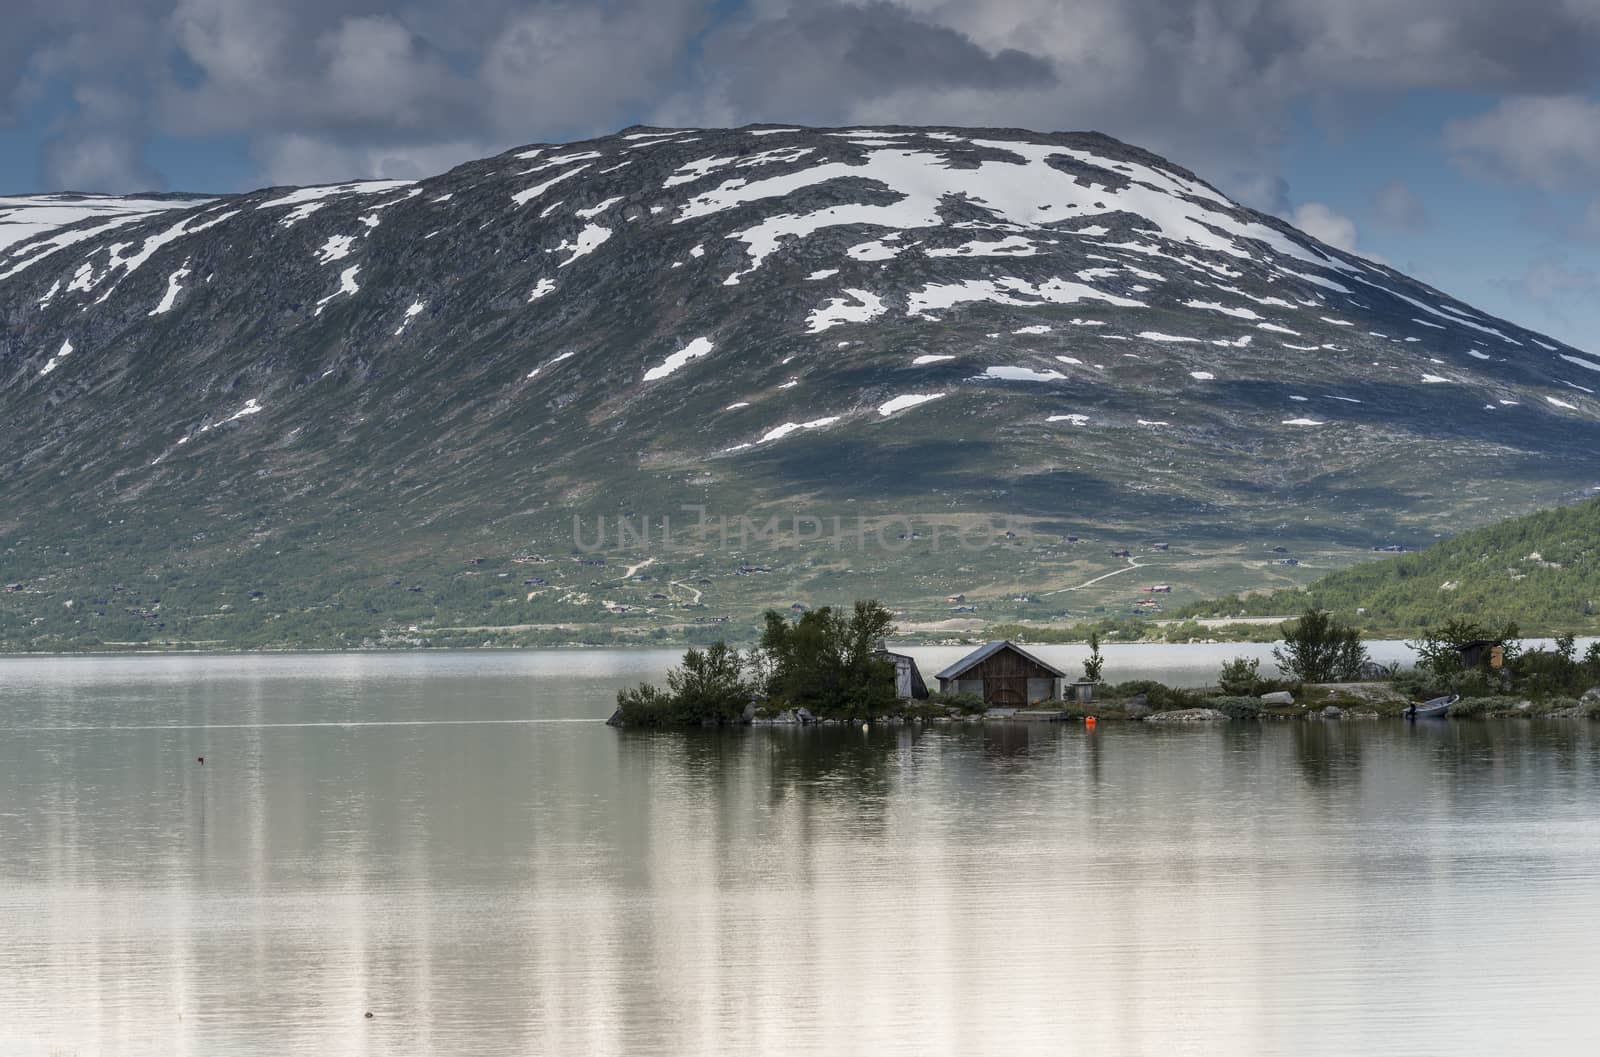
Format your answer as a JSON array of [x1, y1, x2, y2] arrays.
[[197, 756, 205, 766]]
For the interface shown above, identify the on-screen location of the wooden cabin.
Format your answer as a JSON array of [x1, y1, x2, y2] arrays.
[[935, 641, 1067, 708], [875, 649, 930, 699], [1456, 638, 1505, 669]]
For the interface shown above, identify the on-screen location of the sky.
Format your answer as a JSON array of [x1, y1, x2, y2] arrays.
[[4, 0, 1600, 350]]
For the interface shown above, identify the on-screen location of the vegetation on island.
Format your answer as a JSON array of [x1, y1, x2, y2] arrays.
[[614, 600, 1599, 730], [614, 600, 902, 728], [1179, 495, 1600, 637]]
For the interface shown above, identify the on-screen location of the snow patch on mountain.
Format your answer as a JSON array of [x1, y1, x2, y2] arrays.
[[644, 337, 715, 381]]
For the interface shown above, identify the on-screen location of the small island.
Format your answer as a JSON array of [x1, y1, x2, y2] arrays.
[[609, 602, 1600, 728]]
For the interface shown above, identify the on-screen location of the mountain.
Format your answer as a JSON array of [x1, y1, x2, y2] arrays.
[[2, 124, 1597, 650], [1183, 496, 1600, 636]]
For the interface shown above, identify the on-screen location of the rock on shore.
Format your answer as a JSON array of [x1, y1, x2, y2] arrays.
[[1144, 708, 1229, 724]]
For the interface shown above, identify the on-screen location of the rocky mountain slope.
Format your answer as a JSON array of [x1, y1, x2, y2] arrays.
[[2, 125, 1596, 649]]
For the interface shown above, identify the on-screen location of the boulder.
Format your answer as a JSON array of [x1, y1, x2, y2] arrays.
[[1260, 691, 1295, 706], [606, 708, 625, 727], [1321, 705, 1344, 719], [796, 707, 815, 724], [742, 702, 757, 723], [1582, 688, 1600, 703], [1145, 708, 1229, 724], [1301, 682, 1409, 707], [1124, 701, 1153, 718]]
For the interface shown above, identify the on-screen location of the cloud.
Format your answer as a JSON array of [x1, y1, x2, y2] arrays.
[[1291, 202, 1359, 253], [1444, 94, 1600, 190], [1369, 180, 1430, 231], [5, 0, 1600, 195], [250, 134, 491, 188], [480, 0, 707, 137]]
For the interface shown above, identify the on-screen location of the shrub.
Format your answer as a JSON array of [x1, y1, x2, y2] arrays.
[[927, 690, 986, 714], [1274, 609, 1368, 682], [615, 640, 754, 727], [615, 682, 677, 727], [1443, 668, 1497, 699], [1446, 696, 1506, 718], [1390, 666, 1440, 700], [1218, 656, 1262, 696], [1108, 679, 1202, 710], [1206, 696, 1264, 720]]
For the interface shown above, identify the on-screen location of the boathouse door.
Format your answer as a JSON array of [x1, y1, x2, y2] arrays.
[[986, 678, 1028, 708]]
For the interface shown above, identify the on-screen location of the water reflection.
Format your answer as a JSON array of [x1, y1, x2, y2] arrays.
[[2, 656, 1600, 1057]]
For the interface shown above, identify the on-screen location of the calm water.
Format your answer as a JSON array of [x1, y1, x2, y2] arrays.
[[3, 650, 1599, 1057]]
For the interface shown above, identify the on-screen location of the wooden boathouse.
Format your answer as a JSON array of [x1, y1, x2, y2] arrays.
[[875, 648, 930, 699], [934, 641, 1067, 708]]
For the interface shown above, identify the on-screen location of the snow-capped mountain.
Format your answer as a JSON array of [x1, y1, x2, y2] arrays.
[[2, 125, 1595, 648]]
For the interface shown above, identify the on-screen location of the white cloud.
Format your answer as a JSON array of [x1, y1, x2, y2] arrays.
[[7, 0, 1600, 200], [1291, 202, 1358, 253], [1444, 94, 1600, 190]]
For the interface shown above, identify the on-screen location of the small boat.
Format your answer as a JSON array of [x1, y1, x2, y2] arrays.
[[1405, 694, 1458, 719]]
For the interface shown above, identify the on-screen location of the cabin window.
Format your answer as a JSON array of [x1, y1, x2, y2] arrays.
[[957, 678, 983, 696], [1027, 678, 1054, 703]]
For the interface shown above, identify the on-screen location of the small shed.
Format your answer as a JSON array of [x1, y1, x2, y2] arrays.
[[1455, 638, 1505, 669], [875, 649, 930, 699], [935, 641, 1067, 707]]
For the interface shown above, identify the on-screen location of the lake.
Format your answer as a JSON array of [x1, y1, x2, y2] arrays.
[[3, 649, 1599, 1057]]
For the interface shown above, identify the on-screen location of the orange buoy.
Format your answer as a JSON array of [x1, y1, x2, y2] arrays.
[[1085, 716, 1097, 729]]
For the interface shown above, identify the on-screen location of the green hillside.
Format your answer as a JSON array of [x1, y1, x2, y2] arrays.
[[1183, 495, 1600, 635]]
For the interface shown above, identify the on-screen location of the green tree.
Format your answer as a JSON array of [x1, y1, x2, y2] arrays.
[[1218, 655, 1262, 696], [615, 640, 754, 727], [1274, 609, 1368, 683], [758, 600, 899, 717], [1082, 631, 1105, 684]]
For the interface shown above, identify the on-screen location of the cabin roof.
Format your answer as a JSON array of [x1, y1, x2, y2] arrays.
[[935, 640, 1067, 680]]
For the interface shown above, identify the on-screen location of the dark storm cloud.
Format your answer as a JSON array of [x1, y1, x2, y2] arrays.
[[3, 0, 1600, 195], [690, 0, 1055, 115]]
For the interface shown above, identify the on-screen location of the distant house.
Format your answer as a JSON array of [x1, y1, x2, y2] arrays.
[[874, 648, 930, 700], [935, 641, 1067, 708], [789, 602, 809, 612], [950, 604, 978, 613], [946, 593, 966, 603], [1146, 584, 1172, 593], [1110, 548, 1131, 558], [1151, 542, 1170, 552], [1271, 546, 1289, 554], [1274, 557, 1300, 566], [5, 583, 23, 592]]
